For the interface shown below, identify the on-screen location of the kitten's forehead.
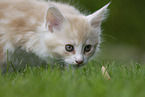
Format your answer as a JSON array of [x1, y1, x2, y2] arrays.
[[64, 16, 99, 44], [66, 16, 91, 42]]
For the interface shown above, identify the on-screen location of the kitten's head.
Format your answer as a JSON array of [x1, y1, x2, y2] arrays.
[[44, 3, 110, 67]]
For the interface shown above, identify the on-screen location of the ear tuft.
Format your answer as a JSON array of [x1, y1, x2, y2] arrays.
[[44, 4, 65, 33], [87, 2, 110, 28]]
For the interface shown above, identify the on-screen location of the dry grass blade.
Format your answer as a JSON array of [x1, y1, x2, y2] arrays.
[[101, 65, 111, 80]]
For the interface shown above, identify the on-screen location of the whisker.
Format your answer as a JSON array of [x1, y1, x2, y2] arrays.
[[101, 34, 116, 40]]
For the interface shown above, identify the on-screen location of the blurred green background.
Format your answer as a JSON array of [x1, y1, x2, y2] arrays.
[[72, 0, 145, 61], [53, 0, 145, 61]]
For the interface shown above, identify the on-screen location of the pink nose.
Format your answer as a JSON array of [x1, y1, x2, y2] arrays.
[[75, 60, 83, 64]]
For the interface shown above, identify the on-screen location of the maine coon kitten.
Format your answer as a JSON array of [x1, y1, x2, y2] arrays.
[[0, 0, 109, 69]]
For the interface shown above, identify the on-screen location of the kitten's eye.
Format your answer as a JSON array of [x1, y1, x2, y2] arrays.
[[65, 44, 74, 52], [84, 45, 92, 52]]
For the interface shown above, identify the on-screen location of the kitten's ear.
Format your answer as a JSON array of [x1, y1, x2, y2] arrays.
[[44, 4, 66, 32], [87, 2, 110, 28]]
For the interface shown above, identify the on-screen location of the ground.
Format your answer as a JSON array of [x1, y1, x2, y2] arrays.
[[0, 59, 145, 97]]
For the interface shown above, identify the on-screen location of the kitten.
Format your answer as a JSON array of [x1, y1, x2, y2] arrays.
[[0, 0, 109, 69]]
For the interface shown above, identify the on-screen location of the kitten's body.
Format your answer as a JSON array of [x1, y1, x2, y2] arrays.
[[0, 0, 109, 70]]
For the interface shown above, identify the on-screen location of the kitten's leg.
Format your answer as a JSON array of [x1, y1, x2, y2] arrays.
[[0, 47, 7, 72], [0, 44, 5, 65]]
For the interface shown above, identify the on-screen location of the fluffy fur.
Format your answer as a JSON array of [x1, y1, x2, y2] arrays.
[[0, 0, 109, 69]]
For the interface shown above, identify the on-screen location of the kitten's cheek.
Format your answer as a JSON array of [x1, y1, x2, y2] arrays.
[[86, 49, 96, 58], [64, 58, 75, 65], [83, 58, 88, 64]]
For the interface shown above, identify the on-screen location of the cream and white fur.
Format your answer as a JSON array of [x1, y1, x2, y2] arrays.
[[0, 0, 109, 69]]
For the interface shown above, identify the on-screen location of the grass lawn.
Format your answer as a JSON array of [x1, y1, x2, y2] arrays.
[[0, 59, 145, 97]]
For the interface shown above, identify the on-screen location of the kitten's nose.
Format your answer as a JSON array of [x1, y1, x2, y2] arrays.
[[75, 60, 83, 65]]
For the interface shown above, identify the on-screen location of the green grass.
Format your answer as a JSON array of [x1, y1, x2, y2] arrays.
[[0, 60, 145, 97]]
